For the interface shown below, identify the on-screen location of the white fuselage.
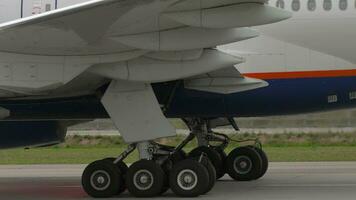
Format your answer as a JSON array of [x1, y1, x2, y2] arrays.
[[221, 0, 356, 74]]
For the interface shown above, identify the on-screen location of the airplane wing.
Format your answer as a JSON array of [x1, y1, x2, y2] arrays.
[[0, 0, 290, 55]]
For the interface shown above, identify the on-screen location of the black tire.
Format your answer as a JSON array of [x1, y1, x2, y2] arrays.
[[160, 185, 170, 195], [126, 160, 166, 197], [169, 159, 210, 197], [250, 146, 269, 180], [225, 146, 262, 181], [102, 158, 128, 193], [193, 156, 216, 194], [213, 146, 227, 161], [102, 158, 129, 175], [189, 146, 224, 179], [171, 149, 187, 164], [160, 159, 172, 195], [82, 159, 123, 198], [213, 146, 227, 179]]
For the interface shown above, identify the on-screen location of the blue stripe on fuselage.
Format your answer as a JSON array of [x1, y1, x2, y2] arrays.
[[0, 76, 355, 120], [164, 76, 356, 117]]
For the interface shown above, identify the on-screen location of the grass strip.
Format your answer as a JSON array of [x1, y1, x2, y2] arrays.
[[1, 133, 356, 164]]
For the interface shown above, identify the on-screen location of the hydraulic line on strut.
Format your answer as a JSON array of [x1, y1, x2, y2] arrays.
[[114, 143, 137, 164], [208, 131, 263, 149], [226, 135, 263, 149], [173, 133, 195, 153]]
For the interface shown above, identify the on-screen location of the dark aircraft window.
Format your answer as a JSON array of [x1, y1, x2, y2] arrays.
[[292, 0, 301, 11], [339, 0, 348, 10], [308, 0, 317, 11], [323, 0, 332, 10], [276, 0, 285, 9]]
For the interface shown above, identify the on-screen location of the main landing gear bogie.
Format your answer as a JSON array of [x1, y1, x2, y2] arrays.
[[81, 118, 269, 198]]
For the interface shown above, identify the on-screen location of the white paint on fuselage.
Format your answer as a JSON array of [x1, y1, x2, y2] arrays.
[[220, 0, 356, 73], [220, 34, 355, 74], [0, 0, 88, 23]]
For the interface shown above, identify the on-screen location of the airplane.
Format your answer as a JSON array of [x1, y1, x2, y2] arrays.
[[0, 0, 354, 198]]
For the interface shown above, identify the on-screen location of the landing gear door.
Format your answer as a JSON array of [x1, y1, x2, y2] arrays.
[[22, 0, 56, 18]]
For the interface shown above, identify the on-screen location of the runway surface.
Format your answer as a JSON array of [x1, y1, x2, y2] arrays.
[[0, 162, 356, 200]]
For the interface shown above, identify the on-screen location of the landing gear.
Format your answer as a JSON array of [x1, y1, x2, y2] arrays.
[[81, 117, 269, 198]]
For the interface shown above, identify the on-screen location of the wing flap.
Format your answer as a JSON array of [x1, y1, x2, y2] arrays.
[[185, 66, 269, 94]]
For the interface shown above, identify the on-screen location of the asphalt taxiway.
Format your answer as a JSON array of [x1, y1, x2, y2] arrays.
[[0, 162, 356, 200]]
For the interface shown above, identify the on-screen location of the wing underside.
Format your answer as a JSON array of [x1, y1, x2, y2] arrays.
[[0, 0, 290, 55]]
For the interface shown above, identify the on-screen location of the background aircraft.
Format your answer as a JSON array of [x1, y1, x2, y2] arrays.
[[1, 0, 354, 198]]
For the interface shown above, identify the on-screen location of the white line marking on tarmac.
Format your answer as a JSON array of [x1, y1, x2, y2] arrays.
[[54, 186, 82, 188], [262, 184, 356, 187]]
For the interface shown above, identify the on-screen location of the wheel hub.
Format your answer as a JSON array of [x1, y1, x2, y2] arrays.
[[97, 176, 105, 184], [140, 175, 149, 184], [90, 170, 111, 191], [177, 169, 198, 191], [240, 161, 248, 168], [233, 155, 252, 175], [133, 169, 154, 190]]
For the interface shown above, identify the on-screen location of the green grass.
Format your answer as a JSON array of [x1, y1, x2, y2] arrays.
[[1, 146, 356, 164], [2, 133, 356, 164]]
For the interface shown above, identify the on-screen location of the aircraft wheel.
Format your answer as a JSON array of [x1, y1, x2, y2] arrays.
[[213, 146, 227, 179], [213, 146, 227, 161], [169, 159, 210, 197], [249, 146, 269, 180], [126, 160, 166, 197], [102, 157, 128, 193], [160, 159, 173, 195], [189, 146, 224, 179], [193, 155, 216, 194], [225, 146, 262, 181], [82, 159, 124, 198]]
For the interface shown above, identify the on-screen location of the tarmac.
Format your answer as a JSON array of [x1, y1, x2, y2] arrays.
[[0, 162, 356, 200]]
